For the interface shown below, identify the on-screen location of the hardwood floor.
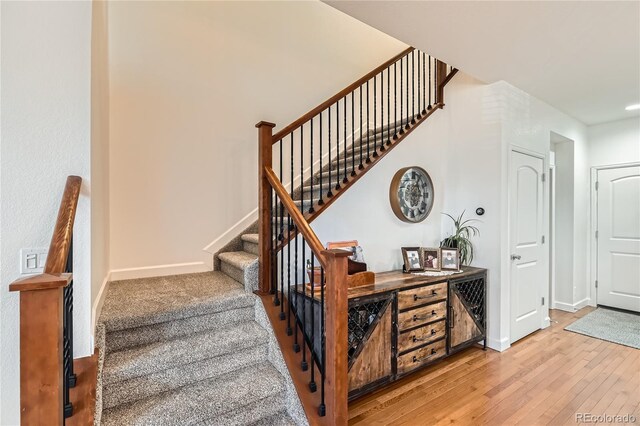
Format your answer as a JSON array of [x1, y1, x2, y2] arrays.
[[348, 307, 640, 425]]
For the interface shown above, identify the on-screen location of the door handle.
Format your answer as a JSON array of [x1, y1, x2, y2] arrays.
[[511, 254, 521, 261]]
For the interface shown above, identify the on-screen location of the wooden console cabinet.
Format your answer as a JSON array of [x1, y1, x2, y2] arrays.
[[294, 266, 487, 400]]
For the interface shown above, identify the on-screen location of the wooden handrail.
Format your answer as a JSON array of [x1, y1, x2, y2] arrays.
[[272, 47, 415, 142], [9, 175, 82, 425], [45, 175, 82, 274], [265, 166, 327, 268]]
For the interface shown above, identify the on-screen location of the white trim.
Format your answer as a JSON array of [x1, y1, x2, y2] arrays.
[[109, 261, 211, 281], [91, 272, 110, 347], [554, 298, 590, 313], [203, 208, 258, 254], [486, 336, 510, 352], [589, 161, 640, 308]]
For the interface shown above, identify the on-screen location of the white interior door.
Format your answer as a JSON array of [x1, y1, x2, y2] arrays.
[[510, 150, 546, 343], [596, 166, 640, 312]]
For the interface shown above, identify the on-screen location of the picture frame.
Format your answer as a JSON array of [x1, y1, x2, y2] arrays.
[[421, 247, 441, 271], [401, 247, 424, 272], [440, 247, 460, 271]]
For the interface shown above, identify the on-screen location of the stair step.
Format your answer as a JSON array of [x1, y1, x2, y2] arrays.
[[103, 321, 268, 386], [99, 272, 255, 333], [218, 251, 259, 289], [242, 233, 260, 255], [101, 363, 286, 426], [103, 343, 268, 409], [106, 305, 255, 353], [249, 412, 297, 425]]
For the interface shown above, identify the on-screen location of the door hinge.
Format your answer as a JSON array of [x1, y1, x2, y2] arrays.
[[541, 235, 545, 244], [595, 280, 598, 289], [595, 181, 599, 190], [595, 230, 599, 239], [542, 173, 546, 182], [541, 297, 545, 305]]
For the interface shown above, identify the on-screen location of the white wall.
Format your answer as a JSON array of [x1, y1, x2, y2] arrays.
[[91, 0, 111, 331], [588, 117, 640, 167], [107, 1, 407, 278], [0, 2, 93, 424]]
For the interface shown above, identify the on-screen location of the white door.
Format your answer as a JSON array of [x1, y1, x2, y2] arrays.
[[596, 166, 640, 312], [510, 150, 546, 343]]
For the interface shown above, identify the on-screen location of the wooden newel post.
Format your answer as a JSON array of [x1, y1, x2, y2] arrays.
[[256, 121, 276, 294], [322, 249, 351, 425], [9, 273, 72, 425]]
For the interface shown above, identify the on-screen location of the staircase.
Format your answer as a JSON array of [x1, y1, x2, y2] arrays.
[[96, 46, 457, 426], [97, 233, 304, 425]]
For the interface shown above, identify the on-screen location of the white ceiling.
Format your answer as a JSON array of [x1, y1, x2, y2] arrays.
[[325, 1, 640, 125]]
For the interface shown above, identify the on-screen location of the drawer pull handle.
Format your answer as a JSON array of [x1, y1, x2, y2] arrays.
[[413, 310, 437, 321], [412, 348, 437, 363], [412, 329, 437, 343], [413, 290, 438, 301]]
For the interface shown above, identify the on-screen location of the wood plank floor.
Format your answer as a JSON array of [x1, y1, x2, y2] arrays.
[[348, 308, 640, 425]]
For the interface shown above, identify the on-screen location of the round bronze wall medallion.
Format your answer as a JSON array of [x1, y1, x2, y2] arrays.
[[389, 166, 434, 223]]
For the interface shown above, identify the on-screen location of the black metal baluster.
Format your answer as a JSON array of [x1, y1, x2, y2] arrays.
[[300, 124, 304, 214], [287, 133, 294, 336], [309, 118, 315, 214], [318, 112, 324, 205], [293, 225, 300, 353], [327, 105, 333, 198], [366, 81, 371, 162], [335, 102, 341, 190], [394, 62, 398, 140], [373, 74, 378, 158], [309, 254, 316, 392], [406, 53, 410, 129], [417, 52, 421, 119], [400, 57, 404, 134], [381, 69, 385, 151], [318, 265, 326, 417], [279, 140, 284, 317], [422, 52, 427, 115], [272, 188, 279, 305], [387, 66, 391, 146], [359, 85, 364, 170], [411, 50, 416, 124], [351, 91, 356, 176], [428, 55, 432, 110], [301, 237, 308, 371], [343, 96, 347, 183]]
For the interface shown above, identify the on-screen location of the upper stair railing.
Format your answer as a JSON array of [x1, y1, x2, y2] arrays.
[[256, 47, 457, 425], [9, 176, 81, 425]]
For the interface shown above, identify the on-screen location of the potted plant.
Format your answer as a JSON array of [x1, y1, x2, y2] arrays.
[[441, 211, 480, 266]]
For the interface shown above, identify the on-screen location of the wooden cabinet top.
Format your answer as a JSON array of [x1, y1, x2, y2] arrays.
[[347, 266, 486, 299]]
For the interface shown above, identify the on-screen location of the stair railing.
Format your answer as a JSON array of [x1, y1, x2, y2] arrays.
[[256, 46, 457, 424], [9, 176, 81, 425]]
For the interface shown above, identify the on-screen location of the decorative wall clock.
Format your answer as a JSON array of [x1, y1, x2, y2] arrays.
[[389, 166, 434, 223]]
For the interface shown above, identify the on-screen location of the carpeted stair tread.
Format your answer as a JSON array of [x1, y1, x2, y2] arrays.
[[248, 412, 296, 425], [101, 363, 286, 426], [103, 344, 268, 409], [218, 251, 258, 270], [100, 272, 254, 332], [241, 234, 259, 244], [103, 321, 268, 385]]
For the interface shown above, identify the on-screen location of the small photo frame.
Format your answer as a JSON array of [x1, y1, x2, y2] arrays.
[[402, 247, 423, 272], [440, 247, 460, 271], [422, 247, 441, 271]]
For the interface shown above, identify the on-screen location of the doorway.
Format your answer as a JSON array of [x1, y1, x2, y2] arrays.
[[593, 164, 640, 312], [509, 148, 547, 343]]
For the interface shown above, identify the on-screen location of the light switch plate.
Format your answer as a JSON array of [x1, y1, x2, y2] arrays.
[[20, 248, 48, 274]]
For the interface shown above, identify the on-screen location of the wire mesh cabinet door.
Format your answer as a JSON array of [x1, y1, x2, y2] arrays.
[[448, 273, 487, 354]]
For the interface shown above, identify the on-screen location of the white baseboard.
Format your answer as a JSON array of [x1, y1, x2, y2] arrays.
[[109, 261, 211, 281], [554, 298, 591, 313], [486, 336, 510, 352], [203, 209, 258, 255]]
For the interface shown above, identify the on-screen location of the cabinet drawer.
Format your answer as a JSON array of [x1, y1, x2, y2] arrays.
[[397, 339, 446, 374], [397, 320, 446, 353], [398, 282, 448, 310], [398, 301, 447, 331]]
